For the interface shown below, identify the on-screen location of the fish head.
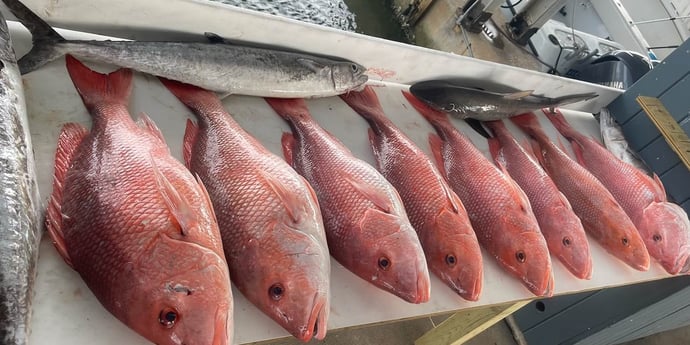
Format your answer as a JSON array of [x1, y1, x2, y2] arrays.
[[331, 61, 369, 92], [499, 215, 554, 296], [231, 227, 331, 341], [356, 208, 431, 303], [423, 208, 483, 301], [639, 202, 690, 275], [543, 205, 593, 279], [128, 240, 233, 345]]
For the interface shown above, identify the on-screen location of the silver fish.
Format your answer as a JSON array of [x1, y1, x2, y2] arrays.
[[3, 0, 368, 98], [0, 9, 42, 345], [599, 108, 650, 173], [409, 80, 598, 120]]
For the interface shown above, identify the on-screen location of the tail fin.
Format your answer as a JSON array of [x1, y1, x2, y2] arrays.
[[543, 108, 581, 141], [552, 92, 598, 107], [401, 90, 451, 129], [2, 0, 66, 73], [65, 55, 132, 112], [509, 113, 546, 138], [484, 120, 509, 137], [339, 85, 386, 122], [265, 97, 312, 122], [159, 77, 224, 116]]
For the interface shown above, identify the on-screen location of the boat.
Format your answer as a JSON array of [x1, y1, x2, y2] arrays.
[[0, 0, 670, 344]]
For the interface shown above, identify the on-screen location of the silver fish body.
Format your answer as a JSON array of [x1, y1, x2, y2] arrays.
[[599, 108, 650, 173], [0, 10, 42, 345], [3, 0, 368, 98], [409, 80, 598, 120]]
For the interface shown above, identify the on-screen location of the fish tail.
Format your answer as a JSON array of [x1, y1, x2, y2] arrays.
[[2, 0, 66, 73], [265, 97, 313, 123], [339, 85, 386, 122], [510, 113, 548, 140], [483, 120, 510, 138], [552, 92, 599, 106], [65, 55, 132, 114], [158, 77, 223, 120], [401, 90, 452, 130], [543, 109, 580, 141]]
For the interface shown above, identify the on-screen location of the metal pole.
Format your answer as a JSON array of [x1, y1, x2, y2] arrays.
[[632, 15, 690, 26]]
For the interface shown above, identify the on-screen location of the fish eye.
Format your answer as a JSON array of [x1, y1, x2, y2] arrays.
[[562, 236, 571, 246], [350, 64, 359, 72], [269, 283, 284, 301], [622, 237, 629, 246], [378, 256, 391, 270], [159, 308, 178, 328], [516, 251, 526, 263], [445, 254, 457, 266], [653, 234, 662, 242]]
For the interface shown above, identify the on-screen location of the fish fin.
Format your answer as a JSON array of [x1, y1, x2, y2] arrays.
[[343, 173, 392, 213], [281, 132, 296, 166], [544, 108, 578, 140], [3, 0, 66, 74], [46, 123, 89, 268], [65, 55, 133, 112], [339, 85, 385, 123], [527, 139, 546, 167], [557, 191, 574, 211], [503, 90, 533, 100], [182, 119, 199, 169], [194, 173, 218, 223], [428, 133, 448, 180], [367, 128, 383, 170], [465, 118, 491, 138], [653, 173, 668, 197], [487, 136, 501, 161], [360, 208, 401, 237], [509, 112, 543, 138], [401, 90, 450, 128], [259, 169, 302, 224], [151, 156, 197, 236], [265, 97, 312, 122], [297, 58, 328, 74], [300, 175, 321, 210], [556, 136, 576, 161], [568, 140, 588, 165], [204, 32, 228, 44], [137, 112, 167, 144], [504, 170, 532, 212], [159, 77, 223, 113], [440, 178, 462, 214]]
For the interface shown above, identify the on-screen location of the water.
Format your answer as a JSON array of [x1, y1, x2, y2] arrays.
[[212, 0, 407, 43]]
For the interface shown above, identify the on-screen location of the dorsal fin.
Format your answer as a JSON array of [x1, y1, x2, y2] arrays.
[[503, 90, 533, 100], [342, 172, 393, 213]]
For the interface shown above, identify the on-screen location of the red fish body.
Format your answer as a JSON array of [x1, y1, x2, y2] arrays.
[[402, 91, 554, 297], [485, 120, 592, 279], [159, 79, 331, 341], [340, 86, 483, 301], [511, 113, 650, 271], [46, 56, 233, 345], [546, 110, 690, 274], [265, 97, 430, 304]]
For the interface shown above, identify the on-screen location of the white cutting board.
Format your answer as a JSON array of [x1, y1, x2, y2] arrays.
[[4, 17, 670, 345]]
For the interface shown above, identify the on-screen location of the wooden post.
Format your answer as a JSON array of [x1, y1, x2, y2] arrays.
[[415, 300, 531, 345]]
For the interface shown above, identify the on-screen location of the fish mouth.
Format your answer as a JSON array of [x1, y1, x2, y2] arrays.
[[462, 272, 483, 302], [212, 304, 231, 345], [666, 246, 690, 275], [297, 293, 328, 341]]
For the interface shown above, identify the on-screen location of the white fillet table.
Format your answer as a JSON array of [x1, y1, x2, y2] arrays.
[[0, 1, 676, 344]]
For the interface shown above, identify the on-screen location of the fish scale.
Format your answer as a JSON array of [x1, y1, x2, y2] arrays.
[[485, 120, 592, 280], [159, 79, 331, 342], [402, 91, 553, 297], [265, 97, 430, 304], [546, 110, 690, 275], [46, 56, 233, 345], [339, 86, 483, 301], [511, 112, 650, 272]]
